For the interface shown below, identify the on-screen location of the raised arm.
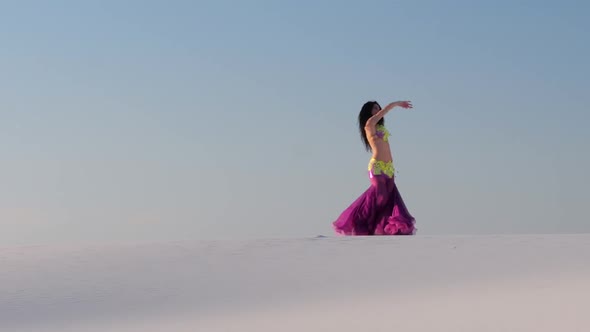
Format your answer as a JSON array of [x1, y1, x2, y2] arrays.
[[365, 101, 413, 128]]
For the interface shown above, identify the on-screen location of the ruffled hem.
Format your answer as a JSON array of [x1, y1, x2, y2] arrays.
[[332, 176, 416, 236]]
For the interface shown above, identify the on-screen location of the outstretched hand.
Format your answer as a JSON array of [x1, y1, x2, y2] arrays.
[[392, 101, 413, 109], [382, 100, 413, 112]]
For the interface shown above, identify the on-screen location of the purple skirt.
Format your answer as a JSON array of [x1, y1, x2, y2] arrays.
[[332, 172, 416, 236]]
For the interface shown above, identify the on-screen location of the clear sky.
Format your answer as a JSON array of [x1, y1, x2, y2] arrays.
[[1, 0, 589, 246]]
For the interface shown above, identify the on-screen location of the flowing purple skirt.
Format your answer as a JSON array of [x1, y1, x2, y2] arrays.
[[332, 172, 416, 236]]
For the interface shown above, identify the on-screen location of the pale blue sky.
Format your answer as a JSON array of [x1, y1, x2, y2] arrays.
[[1, 0, 588, 246]]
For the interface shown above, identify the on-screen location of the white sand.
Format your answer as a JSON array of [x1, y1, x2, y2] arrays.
[[1, 234, 589, 331]]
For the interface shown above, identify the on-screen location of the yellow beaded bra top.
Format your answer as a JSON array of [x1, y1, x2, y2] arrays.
[[368, 124, 395, 178]]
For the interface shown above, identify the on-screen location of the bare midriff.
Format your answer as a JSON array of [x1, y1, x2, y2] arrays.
[[366, 124, 393, 163], [365, 124, 396, 178]]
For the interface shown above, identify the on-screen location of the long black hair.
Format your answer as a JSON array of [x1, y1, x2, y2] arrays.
[[358, 101, 384, 152]]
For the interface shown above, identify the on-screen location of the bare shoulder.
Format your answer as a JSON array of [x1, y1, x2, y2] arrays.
[[364, 122, 376, 135], [365, 119, 377, 133]]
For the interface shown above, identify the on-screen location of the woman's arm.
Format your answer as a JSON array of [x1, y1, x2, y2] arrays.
[[366, 101, 413, 128]]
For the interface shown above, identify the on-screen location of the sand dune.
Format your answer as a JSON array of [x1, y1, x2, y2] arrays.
[[1, 234, 589, 331]]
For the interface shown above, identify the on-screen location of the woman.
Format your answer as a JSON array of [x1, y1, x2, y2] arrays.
[[332, 100, 416, 235]]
